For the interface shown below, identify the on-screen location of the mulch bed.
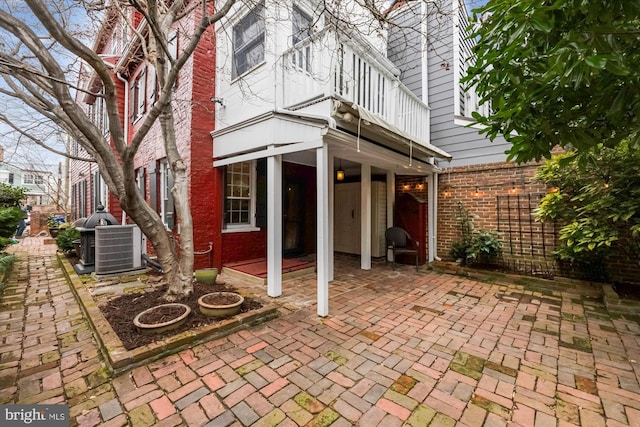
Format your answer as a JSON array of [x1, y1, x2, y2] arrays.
[[100, 282, 262, 350]]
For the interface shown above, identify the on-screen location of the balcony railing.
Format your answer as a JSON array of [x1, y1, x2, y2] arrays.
[[281, 30, 429, 145]]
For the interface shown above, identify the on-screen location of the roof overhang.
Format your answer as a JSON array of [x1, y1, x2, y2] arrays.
[[333, 101, 452, 161], [212, 110, 330, 166]]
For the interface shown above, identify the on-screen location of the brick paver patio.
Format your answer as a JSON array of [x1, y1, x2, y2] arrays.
[[1, 236, 639, 426]]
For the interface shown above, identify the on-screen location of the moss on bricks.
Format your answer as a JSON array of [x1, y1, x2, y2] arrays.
[[307, 408, 339, 427], [391, 375, 417, 395], [471, 395, 510, 418], [450, 351, 485, 381], [561, 313, 585, 322], [484, 361, 518, 378], [294, 391, 324, 414], [235, 359, 264, 376], [87, 366, 111, 388], [324, 350, 348, 365], [406, 404, 437, 427]]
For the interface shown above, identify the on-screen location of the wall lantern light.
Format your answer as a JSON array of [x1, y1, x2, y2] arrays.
[[336, 159, 345, 181]]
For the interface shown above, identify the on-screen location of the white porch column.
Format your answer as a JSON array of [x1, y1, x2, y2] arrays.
[[386, 171, 395, 262], [317, 144, 330, 316], [328, 153, 335, 281], [427, 173, 437, 262], [267, 154, 283, 297], [361, 163, 371, 270]]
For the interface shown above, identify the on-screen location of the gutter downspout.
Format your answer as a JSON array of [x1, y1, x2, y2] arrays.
[[116, 72, 129, 225]]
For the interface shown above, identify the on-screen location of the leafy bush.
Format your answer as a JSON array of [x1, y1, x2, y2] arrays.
[[465, 229, 503, 265], [450, 201, 502, 265], [0, 207, 23, 239], [56, 227, 80, 253], [0, 237, 13, 252], [0, 253, 16, 295], [0, 253, 16, 276], [450, 241, 469, 261], [0, 184, 25, 208], [535, 141, 640, 263]]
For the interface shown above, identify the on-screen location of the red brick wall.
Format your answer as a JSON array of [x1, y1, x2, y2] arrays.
[[397, 161, 640, 285], [221, 230, 267, 264], [435, 162, 543, 258]]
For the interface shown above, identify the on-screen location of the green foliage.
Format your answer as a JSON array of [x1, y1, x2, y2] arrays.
[[0, 207, 23, 239], [464, 1, 640, 163], [450, 241, 469, 261], [0, 253, 16, 295], [0, 237, 13, 252], [455, 201, 477, 241], [55, 227, 80, 253], [0, 184, 26, 241], [0, 253, 16, 276], [465, 229, 503, 265], [0, 184, 25, 208], [47, 214, 65, 229], [450, 201, 502, 264], [534, 141, 640, 262]]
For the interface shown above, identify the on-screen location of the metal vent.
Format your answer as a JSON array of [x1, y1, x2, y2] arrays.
[[95, 225, 144, 275]]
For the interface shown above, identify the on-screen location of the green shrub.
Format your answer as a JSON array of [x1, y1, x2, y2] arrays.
[[56, 227, 80, 253], [450, 201, 502, 265], [450, 241, 469, 261], [0, 207, 23, 239], [465, 229, 503, 265], [0, 253, 16, 295]]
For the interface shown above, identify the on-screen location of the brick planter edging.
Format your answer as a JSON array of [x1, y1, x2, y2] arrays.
[[430, 261, 603, 297], [58, 253, 279, 376], [602, 283, 640, 315]]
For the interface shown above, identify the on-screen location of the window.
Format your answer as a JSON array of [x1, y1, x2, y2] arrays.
[[233, 2, 265, 79], [130, 67, 147, 122], [8, 173, 13, 185], [111, 22, 128, 55], [291, 6, 312, 72], [160, 161, 174, 230], [453, 0, 489, 120], [292, 6, 312, 45], [136, 167, 146, 197], [149, 69, 158, 106], [90, 93, 109, 135], [224, 161, 256, 228], [23, 173, 43, 185]]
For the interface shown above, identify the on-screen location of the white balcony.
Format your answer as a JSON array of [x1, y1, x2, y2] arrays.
[[279, 29, 431, 150]]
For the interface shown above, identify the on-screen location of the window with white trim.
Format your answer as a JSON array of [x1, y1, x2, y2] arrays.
[[23, 173, 43, 185], [453, 0, 489, 119], [130, 67, 147, 122], [224, 161, 255, 228], [291, 5, 312, 72], [232, 2, 265, 79], [159, 160, 174, 230]]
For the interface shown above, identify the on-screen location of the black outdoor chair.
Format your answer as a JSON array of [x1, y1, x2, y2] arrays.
[[385, 226, 419, 271]]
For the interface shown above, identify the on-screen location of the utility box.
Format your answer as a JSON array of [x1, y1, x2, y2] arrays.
[[74, 205, 118, 275]]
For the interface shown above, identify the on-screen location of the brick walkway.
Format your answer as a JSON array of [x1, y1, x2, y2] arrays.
[[1, 237, 639, 427]]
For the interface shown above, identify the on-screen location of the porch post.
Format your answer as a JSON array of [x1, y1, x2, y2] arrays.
[[427, 173, 437, 262], [386, 171, 395, 262], [361, 163, 371, 270], [317, 144, 329, 316], [328, 152, 335, 281], [267, 153, 283, 297]]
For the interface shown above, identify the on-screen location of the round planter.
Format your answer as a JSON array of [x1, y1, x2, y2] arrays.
[[49, 228, 59, 238], [133, 303, 191, 335], [198, 292, 244, 317], [195, 268, 218, 285]]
